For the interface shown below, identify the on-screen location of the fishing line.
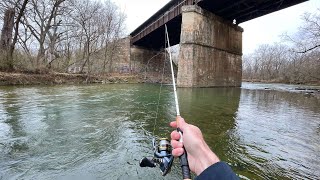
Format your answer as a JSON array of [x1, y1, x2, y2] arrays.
[[144, 51, 165, 80], [139, 27, 174, 177], [152, 33, 168, 138]]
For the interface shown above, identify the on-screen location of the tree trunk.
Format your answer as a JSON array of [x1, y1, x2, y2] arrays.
[[5, 0, 28, 72], [0, 8, 15, 50], [0, 8, 15, 70], [36, 43, 45, 70]]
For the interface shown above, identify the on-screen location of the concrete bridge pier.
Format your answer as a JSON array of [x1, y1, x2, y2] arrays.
[[130, 46, 171, 82], [177, 5, 243, 87]]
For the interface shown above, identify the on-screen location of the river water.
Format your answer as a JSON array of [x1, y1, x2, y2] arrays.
[[0, 83, 319, 180]]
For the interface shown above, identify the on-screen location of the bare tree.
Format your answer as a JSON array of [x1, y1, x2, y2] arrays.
[[0, 0, 28, 71], [0, 0, 126, 74], [23, 0, 65, 70], [0, 8, 15, 51], [70, 0, 103, 74], [69, 0, 126, 74], [243, 9, 320, 84], [102, 1, 126, 73], [243, 42, 319, 83], [283, 9, 320, 53]]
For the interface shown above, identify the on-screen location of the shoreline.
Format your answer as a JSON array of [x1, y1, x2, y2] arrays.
[[1, 72, 319, 87], [242, 79, 320, 86], [0, 71, 142, 86]]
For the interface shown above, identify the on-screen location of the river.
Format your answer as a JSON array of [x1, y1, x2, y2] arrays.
[[0, 83, 319, 180]]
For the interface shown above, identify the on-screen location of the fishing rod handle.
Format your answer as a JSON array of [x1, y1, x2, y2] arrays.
[[177, 128, 191, 180]]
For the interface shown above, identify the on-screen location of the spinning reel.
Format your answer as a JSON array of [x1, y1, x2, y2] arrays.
[[139, 138, 174, 176]]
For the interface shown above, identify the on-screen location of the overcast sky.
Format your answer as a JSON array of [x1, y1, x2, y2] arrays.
[[114, 0, 320, 55]]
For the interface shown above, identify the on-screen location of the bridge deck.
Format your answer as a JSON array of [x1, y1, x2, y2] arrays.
[[130, 0, 308, 50]]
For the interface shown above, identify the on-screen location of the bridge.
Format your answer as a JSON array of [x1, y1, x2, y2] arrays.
[[129, 0, 308, 87]]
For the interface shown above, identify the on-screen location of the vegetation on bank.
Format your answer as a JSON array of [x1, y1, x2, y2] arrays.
[[242, 9, 320, 85], [0, 0, 126, 74]]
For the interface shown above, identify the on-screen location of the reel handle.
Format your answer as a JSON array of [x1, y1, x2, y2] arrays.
[[177, 128, 191, 180], [139, 157, 156, 168]]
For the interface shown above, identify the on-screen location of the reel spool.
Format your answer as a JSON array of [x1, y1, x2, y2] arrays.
[[139, 138, 174, 176]]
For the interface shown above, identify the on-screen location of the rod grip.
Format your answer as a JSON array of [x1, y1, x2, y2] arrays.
[[177, 128, 191, 180]]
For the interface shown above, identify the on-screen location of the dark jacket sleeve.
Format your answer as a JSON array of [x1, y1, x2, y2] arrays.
[[195, 162, 239, 180]]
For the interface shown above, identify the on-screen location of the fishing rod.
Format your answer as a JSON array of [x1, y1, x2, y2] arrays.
[[165, 24, 191, 180], [139, 25, 191, 180]]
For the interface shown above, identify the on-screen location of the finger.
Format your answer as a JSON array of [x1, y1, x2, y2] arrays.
[[170, 130, 181, 140], [176, 116, 187, 131], [171, 140, 183, 149], [170, 121, 177, 128], [172, 148, 184, 157]]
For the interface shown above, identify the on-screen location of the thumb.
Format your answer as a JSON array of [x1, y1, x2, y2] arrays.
[[176, 116, 187, 131]]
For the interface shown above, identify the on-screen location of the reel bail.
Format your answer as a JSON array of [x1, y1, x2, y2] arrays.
[[140, 138, 174, 176]]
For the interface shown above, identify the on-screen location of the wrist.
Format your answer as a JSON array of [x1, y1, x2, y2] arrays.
[[195, 145, 220, 175]]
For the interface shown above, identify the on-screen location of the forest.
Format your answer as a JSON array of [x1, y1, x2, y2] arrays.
[[0, 0, 126, 74], [242, 9, 320, 84], [0, 0, 319, 84]]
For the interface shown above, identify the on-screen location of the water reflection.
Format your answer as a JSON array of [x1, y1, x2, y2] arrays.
[[231, 88, 320, 179], [0, 88, 30, 179], [178, 87, 241, 133], [3, 90, 26, 138]]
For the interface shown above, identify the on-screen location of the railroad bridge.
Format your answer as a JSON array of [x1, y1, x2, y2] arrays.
[[129, 0, 308, 87]]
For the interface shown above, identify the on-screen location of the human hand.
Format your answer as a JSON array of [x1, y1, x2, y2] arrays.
[[170, 116, 220, 175]]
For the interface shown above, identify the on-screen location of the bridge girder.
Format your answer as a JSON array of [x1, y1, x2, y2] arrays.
[[130, 0, 309, 50]]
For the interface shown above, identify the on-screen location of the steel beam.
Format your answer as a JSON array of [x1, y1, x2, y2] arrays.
[[131, 0, 194, 45], [130, 0, 308, 48]]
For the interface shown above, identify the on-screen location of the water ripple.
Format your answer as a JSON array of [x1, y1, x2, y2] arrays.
[[0, 84, 319, 179]]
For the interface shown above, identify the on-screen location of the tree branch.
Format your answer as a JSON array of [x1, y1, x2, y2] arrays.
[[295, 44, 320, 53]]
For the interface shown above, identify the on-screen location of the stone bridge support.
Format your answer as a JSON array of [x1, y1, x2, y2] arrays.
[[130, 46, 171, 83], [178, 5, 243, 87]]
